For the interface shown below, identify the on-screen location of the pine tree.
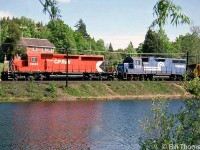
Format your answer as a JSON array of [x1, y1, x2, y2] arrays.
[[74, 19, 89, 39], [108, 43, 114, 52]]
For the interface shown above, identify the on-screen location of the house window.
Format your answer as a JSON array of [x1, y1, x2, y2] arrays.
[[42, 47, 46, 52], [33, 47, 37, 51], [31, 57, 37, 63], [48, 48, 52, 52]]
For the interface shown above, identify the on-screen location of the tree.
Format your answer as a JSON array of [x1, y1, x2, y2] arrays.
[[39, 26, 52, 39], [142, 29, 171, 53], [96, 39, 105, 51], [108, 43, 114, 52], [173, 26, 200, 64], [16, 17, 40, 38], [151, 0, 191, 29], [47, 19, 77, 52], [2, 21, 21, 60], [125, 41, 137, 56], [74, 19, 90, 39], [74, 31, 88, 52], [0, 17, 10, 43], [136, 43, 144, 53], [39, 0, 61, 20], [89, 38, 98, 51]]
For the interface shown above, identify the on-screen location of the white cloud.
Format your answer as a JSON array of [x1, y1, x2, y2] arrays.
[[93, 34, 145, 50], [0, 11, 13, 18], [57, 0, 72, 3]]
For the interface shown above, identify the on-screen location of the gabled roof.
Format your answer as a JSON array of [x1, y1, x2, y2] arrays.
[[18, 37, 55, 48]]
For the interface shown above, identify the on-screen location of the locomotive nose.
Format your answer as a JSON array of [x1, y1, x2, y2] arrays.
[[96, 61, 105, 72]]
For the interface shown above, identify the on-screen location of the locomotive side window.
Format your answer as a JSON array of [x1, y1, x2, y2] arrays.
[[172, 60, 179, 63], [142, 57, 148, 62], [135, 60, 140, 65], [155, 59, 165, 62], [172, 60, 186, 64], [31, 57, 37, 63], [180, 60, 186, 64]]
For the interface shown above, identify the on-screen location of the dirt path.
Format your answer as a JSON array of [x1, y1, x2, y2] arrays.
[[76, 94, 193, 101]]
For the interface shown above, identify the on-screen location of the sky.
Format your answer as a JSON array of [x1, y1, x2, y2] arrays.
[[0, 0, 200, 49]]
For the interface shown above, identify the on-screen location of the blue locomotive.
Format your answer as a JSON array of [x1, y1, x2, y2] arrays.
[[117, 56, 186, 80]]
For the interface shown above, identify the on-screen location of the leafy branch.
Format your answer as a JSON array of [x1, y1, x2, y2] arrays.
[[151, 0, 191, 29], [39, 0, 61, 20]]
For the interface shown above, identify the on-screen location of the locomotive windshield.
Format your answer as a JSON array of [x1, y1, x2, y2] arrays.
[[123, 57, 133, 63], [21, 53, 28, 60]]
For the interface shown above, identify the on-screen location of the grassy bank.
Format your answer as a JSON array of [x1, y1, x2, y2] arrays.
[[0, 81, 192, 102]]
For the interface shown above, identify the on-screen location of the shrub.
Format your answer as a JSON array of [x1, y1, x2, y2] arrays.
[[139, 100, 200, 149], [139, 78, 200, 149]]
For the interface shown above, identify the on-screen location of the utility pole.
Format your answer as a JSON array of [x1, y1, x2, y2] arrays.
[[66, 48, 69, 87], [186, 52, 189, 71], [0, 17, 1, 46]]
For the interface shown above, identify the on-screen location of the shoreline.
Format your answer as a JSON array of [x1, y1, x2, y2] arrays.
[[74, 94, 193, 101], [0, 94, 193, 103]]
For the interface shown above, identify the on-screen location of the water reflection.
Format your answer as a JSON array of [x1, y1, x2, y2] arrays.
[[0, 100, 184, 150]]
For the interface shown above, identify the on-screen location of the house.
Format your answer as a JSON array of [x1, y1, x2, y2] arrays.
[[17, 37, 55, 54]]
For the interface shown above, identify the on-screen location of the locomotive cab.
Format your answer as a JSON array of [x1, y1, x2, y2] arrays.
[[122, 57, 143, 74], [117, 57, 144, 80], [10, 53, 42, 80], [12, 53, 41, 72]]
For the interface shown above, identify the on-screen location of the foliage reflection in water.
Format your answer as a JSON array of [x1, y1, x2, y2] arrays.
[[0, 100, 184, 150]]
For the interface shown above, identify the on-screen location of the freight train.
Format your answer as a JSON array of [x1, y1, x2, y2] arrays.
[[1, 52, 194, 81]]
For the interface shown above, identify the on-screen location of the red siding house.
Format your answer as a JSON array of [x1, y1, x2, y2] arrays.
[[18, 38, 55, 54]]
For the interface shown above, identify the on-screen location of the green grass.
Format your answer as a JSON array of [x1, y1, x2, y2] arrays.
[[0, 82, 58, 102], [0, 81, 188, 102], [61, 82, 112, 97]]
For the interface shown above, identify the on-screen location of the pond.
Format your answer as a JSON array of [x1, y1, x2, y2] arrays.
[[0, 100, 185, 150]]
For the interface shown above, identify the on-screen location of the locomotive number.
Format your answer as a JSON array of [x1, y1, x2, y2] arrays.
[[30, 63, 39, 66]]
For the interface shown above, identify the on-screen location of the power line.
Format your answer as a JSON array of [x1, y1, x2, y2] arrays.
[[59, 48, 186, 56]]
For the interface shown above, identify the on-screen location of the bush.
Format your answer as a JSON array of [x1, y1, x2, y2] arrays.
[[139, 100, 200, 149], [185, 77, 200, 98], [139, 78, 200, 149]]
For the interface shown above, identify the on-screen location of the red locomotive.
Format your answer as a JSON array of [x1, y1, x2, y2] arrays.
[[1, 53, 114, 81]]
